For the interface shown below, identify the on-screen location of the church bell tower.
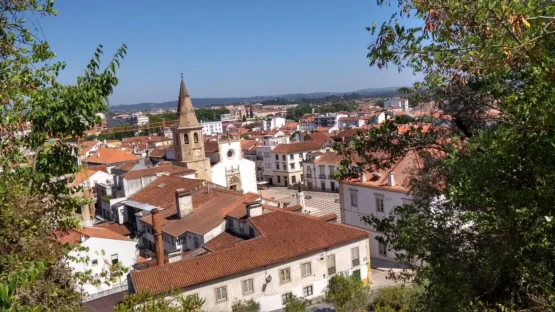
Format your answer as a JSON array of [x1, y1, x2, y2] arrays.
[[171, 75, 211, 181]]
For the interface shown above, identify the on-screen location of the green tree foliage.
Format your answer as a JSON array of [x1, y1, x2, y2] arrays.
[[336, 0, 555, 311], [231, 299, 260, 312], [115, 292, 205, 312], [392, 115, 414, 124], [286, 103, 313, 121], [0, 0, 126, 310], [316, 102, 357, 114], [283, 295, 310, 312], [324, 275, 368, 312], [148, 112, 178, 123], [195, 108, 230, 122], [370, 286, 421, 312]]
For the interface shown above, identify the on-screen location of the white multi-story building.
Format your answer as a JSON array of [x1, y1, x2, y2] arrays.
[[271, 141, 324, 187], [255, 135, 290, 184], [314, 113, 348, 130], [262, 117, 286, 131], [340, 151, 418, 268], [128, 206, 371, 312], [384, 98, 409, 112], [107, 113, 149, 128], [302, 151, 341, 192], [338, 117, 365, 129], [220, 113, 236, 122], [201, 121, 223, 136], [299, 113, 318, 132], [56, 227, 137, 300]]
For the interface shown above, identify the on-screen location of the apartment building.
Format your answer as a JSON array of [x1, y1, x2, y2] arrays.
[[255, 135, 290, 184], [271, 141, 323, 187], [302, 151, 343, 192], [128, 207, 371, 312], [314, 113, 348, 130], [384, 97, 410, 112], [201, 121, 223, 136], [261, 117, 286, 131], [107, 113, 149, 128], [340, 151, 419, 267]]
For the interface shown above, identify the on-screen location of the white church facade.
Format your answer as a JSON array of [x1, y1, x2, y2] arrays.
[[210, 137, 257, 194]]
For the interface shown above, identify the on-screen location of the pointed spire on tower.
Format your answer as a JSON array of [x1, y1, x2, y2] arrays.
[[176, 75, 199, 127]]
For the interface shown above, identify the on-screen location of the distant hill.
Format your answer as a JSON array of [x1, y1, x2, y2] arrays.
[[109, 87, 401, 112]]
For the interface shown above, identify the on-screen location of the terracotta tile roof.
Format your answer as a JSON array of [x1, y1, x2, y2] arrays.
[[300, 114, 318, 122], [129, 176, 205, 210], [130, 210, 369, 295], [240, 140, 261, 151], [148, 149, 167, 158], [202, 232, 245, 252], [95, 222, 133, 236], [68, 169, 97, 188], [318, 213, 338, 222], [84, 148, 141, 165], [55, 227, 132, 245], [82, 141, 99, 153], [113, 159, 143, 172], [204, 141, 219, 153], [122, 136, 149, 144], [306, 132, 334, 145], [122, 165, 195, 180], [87, 164, 108, 173], [332, 128, 357, 139], [148, 136, 172, 143], [315, 127, 332, 132], [272, 140, 322, 154], [342, 150, 421, 192], [140, 191, 259, 237]]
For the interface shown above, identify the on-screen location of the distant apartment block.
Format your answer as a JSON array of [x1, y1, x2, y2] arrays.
[[201, 121, 223, 136], [261, 117, 286, 131], [220, 113, 237, 122], [384, 97, 409, 112], [107, 113, 149, 128]]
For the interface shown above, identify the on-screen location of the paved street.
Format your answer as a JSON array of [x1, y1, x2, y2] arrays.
[[261, 186, 342, 222]]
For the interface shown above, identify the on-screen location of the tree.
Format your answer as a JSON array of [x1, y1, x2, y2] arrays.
[[231, 299, 260, 312], [0, 1, 127, 310], [392, 115, 414, 124], [283, 295, 310, 312], [286, 103, 312, 121], [324, 275, 368, 312], [242, 114, 247, 122], [336, 0, 555, 310], [115, 292, 205, 312], [249, 106, 254, 118], [370, 286, 421, 312]]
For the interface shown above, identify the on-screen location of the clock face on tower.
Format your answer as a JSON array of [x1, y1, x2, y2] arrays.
[[194, 149, 201, 157]]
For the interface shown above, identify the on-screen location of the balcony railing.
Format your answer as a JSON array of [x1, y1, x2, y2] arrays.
[[306, 174, 313, 179], [319, 174, 326, 179], [328, 266, 336, 275], [352, 258, 360, 267]]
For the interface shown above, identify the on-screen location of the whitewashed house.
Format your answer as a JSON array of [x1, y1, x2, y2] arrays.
[[384, 98, 409, 112], [128, 206, 371, 312], [302, 151, 341, 192], [340, 151, 418, 268], [201, 121, 223, 136], [255, 134, 290, 184], [262, 117, 286, 131], [56, 227, 137, 300]]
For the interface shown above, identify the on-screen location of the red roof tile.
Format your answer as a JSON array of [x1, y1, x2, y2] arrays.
[[202, 232, 245, 252], [84, 148, 141, 165], [130, 210, 369, 295], [272, 140, 322, 154], [122, 165, 195, 180]]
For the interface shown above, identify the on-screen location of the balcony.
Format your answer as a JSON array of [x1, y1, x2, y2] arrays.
[[306, 174, 313, 179], [352, 258, 360, 267], [256, 156, 263, 160], [318, 174, 327, 179]]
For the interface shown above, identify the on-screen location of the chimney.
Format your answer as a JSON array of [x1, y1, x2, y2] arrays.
[[151, 208, 164, 267], [97, 152, 100, 158], [247, 201, 263, 218], [175, 188, 193, 219], [80, 234, 86, 243], [388, 171, 395, 186], [360, 172, 367, 183]]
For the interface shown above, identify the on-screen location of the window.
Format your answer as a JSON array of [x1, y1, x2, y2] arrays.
[[184, 134, 189, 144], [264, 152, 270, 158], [194, 133, 199, 143], [275, 155, 279, 160], [301, 262, 312, 277], [242, 278, 254, 295], [91, 259, 98, 266], [376, 194, 384, 212], [321, 181, 326, 191], [379, 242, 387, 256], [298, 153, 303, 159], [328, 166, 335, 176], [289, 154, 294, 160], [290, 163, 295, 170], [249, 227, 255, 237], [303, 285, 313, 297], [265, 163, 271, 168], [282, 292, 293, 305], [350, 189, 358, 208], [239, 221, 245, 233], [215, 286, 227, 302], [277, 176, 281, 183], [351, 247, 360, 267], [282, 155, 286, 161], [111, 254, 118, 265], [276, 163, 280, 170], [292, 176, 296, 183], [327, 254, 336, 275], [279, 268, 291, 283]]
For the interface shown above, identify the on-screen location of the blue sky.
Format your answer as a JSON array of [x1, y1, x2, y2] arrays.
[[39, 0, 422, 105]]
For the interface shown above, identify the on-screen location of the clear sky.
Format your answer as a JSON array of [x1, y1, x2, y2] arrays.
[[39, 0, 422, 105]]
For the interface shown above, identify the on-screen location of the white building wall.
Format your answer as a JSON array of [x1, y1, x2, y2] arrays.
[[201, 121, 224, 136], [302, 162, 339, 192], [166, 238, 370, 312], [68, 237, 137, 297], [340, 183, 413, 266]]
